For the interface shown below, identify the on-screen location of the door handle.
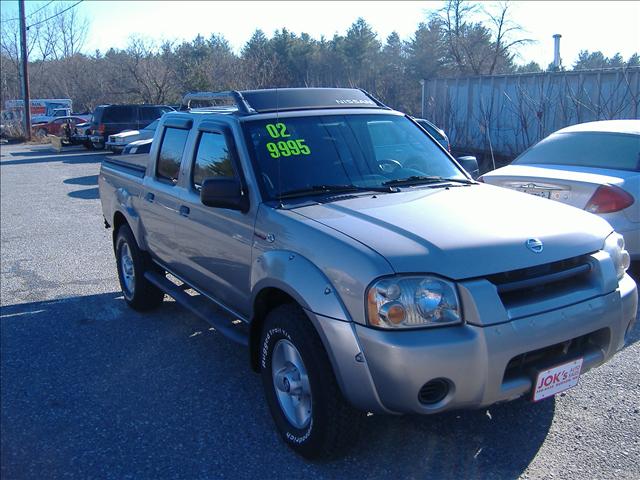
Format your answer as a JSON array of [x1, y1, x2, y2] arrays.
[[179, 205, 190, 217], [144, 192, 155, 203]]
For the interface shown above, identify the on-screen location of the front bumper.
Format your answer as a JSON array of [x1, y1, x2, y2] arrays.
[[602, 212, 640, 260], [316, 273, 637, 415], [89, 135, 105, 145]]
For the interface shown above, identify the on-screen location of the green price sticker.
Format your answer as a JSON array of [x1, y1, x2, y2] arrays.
[[266, 139, 311, 158], [265, 123, 311, 158], [265, 123, 290, 139]]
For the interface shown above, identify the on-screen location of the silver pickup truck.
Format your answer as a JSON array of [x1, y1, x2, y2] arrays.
[[99, 88, 638, 459]]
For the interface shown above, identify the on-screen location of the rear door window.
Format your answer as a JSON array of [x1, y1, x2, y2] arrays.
[[102, 106, 135, 123], [156, 127, 189, 183]]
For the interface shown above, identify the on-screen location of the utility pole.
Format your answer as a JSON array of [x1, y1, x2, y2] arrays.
[[18, 0, 31, 141], [419, 79, 425, 118]]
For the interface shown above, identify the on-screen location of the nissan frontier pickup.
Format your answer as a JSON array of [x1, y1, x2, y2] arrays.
[[99, 88, 637, 459]]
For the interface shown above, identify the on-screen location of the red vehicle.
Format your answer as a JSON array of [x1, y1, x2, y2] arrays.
[[32, 116, 88, 140]]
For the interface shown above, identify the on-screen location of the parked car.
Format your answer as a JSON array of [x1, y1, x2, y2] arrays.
[[122, 138, 153, 155], [32, 116, 88, 141], [105, 119, 160, 153], [71, 120, 92, 148], [480, 120, 640, 261], [87, 104, 173, 150], [99, 88, 637, 459], [414, 117, 451, 151]]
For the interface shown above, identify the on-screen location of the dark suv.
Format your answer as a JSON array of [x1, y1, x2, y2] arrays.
[[87, 104, 173, 149]]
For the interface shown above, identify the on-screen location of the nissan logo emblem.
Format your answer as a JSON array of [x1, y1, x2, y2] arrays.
[[526, 238, 544, 253]]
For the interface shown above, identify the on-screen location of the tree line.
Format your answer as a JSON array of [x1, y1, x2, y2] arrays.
[[2, 0, 638, 116]]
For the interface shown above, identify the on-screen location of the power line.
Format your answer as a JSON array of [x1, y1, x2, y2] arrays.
[[28, 1, 57, 19], [27, 0, 85, 29], [1, 0, 56, 24]]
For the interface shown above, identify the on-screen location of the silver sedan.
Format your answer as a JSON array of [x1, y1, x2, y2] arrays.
[[481, 120, 640, 260]]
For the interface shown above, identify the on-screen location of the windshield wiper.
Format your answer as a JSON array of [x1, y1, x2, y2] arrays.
[[279, 184, 398, 199], [383, 175, 476, 187]]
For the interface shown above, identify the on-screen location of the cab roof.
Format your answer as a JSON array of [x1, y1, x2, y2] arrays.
[[180, 88, 390, 115]]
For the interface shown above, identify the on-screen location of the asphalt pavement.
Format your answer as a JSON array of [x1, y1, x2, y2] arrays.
[[1, 143, 639, 479]]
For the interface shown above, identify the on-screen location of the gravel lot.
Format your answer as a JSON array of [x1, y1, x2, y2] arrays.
[[1, 143, 639, 480]]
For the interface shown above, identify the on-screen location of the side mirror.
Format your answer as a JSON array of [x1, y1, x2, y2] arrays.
[[200, 177, 249, 212], [456, 156, 479, 179]]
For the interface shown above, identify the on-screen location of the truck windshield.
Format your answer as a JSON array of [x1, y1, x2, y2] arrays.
[[242, 114, 465, 200]]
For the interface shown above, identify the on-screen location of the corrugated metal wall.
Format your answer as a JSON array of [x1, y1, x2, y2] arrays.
[[424, 67, 640, 160]]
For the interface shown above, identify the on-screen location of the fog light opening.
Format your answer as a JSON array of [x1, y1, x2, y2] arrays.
[[418, 378, 450, 405]]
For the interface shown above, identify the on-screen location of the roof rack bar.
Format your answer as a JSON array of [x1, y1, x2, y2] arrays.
[[180, 91, 255, 114], [358, 88, 390, 109]]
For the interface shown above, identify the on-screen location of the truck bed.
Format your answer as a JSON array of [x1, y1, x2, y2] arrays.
[[103, 153, 148, 177]]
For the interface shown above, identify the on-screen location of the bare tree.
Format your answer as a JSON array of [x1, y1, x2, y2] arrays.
[[432, 0, 530, 76], [115, 36, 177, 104], [484, 2, 533, 74]]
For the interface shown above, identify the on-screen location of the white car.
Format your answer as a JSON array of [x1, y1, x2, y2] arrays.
[[480, 120, 640, 260], [105, 119, 159, 153], [122, 138, 153, 155]]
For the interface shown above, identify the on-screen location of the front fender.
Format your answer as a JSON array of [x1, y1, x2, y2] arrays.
[[251, 250, 350, 321]]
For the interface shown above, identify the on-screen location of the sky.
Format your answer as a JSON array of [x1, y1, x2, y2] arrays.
[[1, 0, 639, 68]]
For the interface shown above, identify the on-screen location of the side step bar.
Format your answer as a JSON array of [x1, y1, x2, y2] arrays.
[[144, 271, 249, 346]]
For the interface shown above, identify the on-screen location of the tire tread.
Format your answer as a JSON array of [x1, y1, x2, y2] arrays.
[[263, 303, 364, 459]]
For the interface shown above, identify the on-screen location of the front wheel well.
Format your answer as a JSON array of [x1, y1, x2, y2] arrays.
[[250, 287, 298, 371]]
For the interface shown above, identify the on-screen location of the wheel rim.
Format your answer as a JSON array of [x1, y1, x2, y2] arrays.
[[120, 243, 135, 296], [271, 339, 312, 429]]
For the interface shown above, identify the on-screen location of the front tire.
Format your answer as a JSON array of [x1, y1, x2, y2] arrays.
[[260, 303, 364, 459], [115, 225, 164, 311]]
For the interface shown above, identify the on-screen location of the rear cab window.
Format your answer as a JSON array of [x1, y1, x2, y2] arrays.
[[156, 127, 190, 183]]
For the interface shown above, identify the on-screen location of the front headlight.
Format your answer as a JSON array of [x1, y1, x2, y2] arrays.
[[366, 275, 462, 329], [603, 232, 631, 280]]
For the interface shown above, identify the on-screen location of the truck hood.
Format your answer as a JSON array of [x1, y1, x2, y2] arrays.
[[292, 184, 613, 279]]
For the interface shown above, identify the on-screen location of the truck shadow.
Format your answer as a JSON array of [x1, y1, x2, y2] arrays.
[[67, 187, 99, 199], [65, 174, 99, 200], [0, 147, 106, 166], [63, 174, 98, 186], [1, 292, 556, 479]]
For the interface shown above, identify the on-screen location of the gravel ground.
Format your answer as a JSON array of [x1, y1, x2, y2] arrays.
[[1, 143, 638, 480]]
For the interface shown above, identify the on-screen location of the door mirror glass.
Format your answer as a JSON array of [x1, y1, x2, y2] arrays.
[[456, 156, 479, 179]]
